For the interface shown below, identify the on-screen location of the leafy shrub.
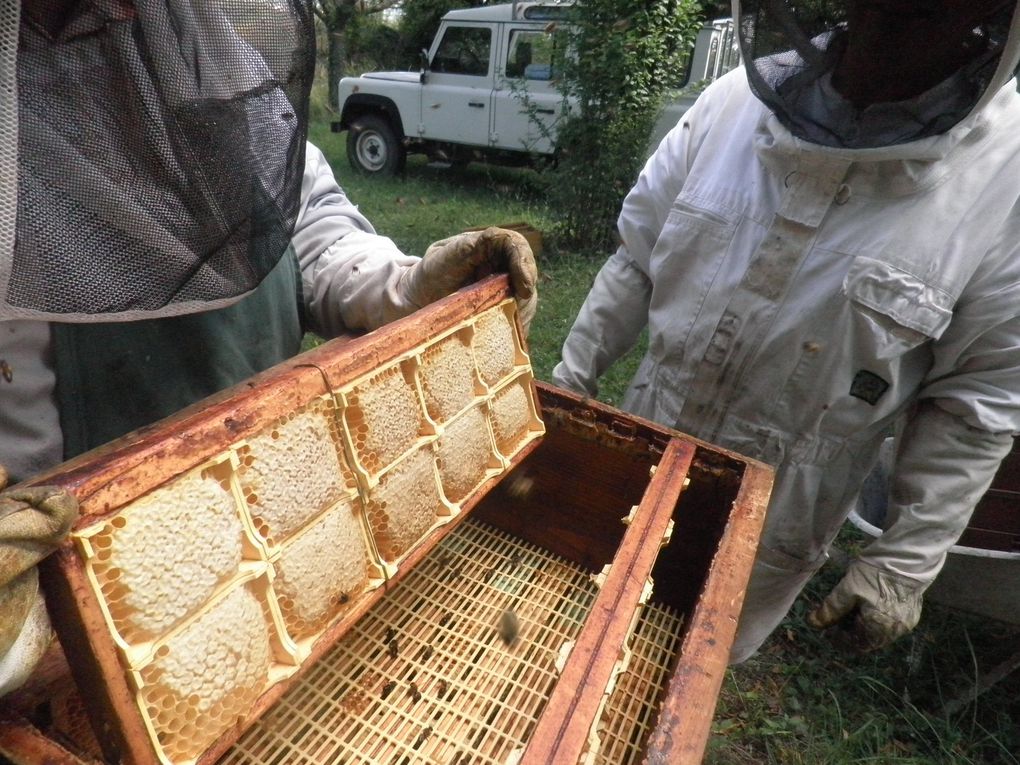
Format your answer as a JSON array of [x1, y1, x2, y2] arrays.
[[549, 0, 701, 252]]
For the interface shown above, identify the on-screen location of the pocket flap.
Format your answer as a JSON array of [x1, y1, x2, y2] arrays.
[[843, 256, 953, 340]]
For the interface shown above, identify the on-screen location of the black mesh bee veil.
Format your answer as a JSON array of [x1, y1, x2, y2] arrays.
[[734, 0, 1020, 149], [8, 0, 315, 320]]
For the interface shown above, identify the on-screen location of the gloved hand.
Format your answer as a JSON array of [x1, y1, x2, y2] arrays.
[[0, 479, 78, 696], [806, 560, 924, 652], [399, 227, 538, 335]]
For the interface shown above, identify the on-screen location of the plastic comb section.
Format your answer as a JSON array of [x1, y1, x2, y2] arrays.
[[221, 521, 601, 765], [342, 357, 433, 477], [436, 403, 503, 504], [74, 456, 257, 658], [588, 602, 685, 765], [488, 374, 545, 461], [271, 495, 377, 646], [472, 301, 527, 388], [131, 574, 295, 765], [364, 445, 454, 566], [418, 326, 485, 425], [235, 395, 357, 551]]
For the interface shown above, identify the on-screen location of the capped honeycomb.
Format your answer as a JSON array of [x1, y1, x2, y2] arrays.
[[437, 405, 499, 503], [490, 377, 538, 457], [136, 582, 274, 763], [82, 463, 245, 645], [419, 328, 480, 423], [473, 304, 519, 386], [365, 448, 446, 562], [273, 497, 371, 640], [236, 399, 355, 547], [344, 360, 426, 475]]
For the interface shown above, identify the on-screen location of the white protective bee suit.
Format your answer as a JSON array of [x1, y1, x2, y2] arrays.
[[553, 1, 1020, 661]]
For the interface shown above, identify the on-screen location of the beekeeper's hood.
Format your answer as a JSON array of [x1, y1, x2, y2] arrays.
[[733, 0, 1020, 150], [0, 1, 314, 322]]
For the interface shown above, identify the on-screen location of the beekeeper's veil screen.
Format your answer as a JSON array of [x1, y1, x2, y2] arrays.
[[7, 0, 314, 321], [734, 0, 1020, 149]]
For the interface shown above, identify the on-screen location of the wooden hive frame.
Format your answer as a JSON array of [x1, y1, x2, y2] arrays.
[[20, 277, 546, 765], [0, 278, 774, 765]]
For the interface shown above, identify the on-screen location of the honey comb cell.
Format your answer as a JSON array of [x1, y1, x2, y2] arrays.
[[137, 584, 273, 763], [273, 497, 371, 640], [473, 306, 518, 386], [345, 362, 424, 474], [419, 329, 479, 423], [237, 402, 354, 546], [366, 448, 445, 562], [84, 466, 244, 645], [437, 406, 496, 503]]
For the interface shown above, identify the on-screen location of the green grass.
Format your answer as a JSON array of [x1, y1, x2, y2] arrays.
[[311, 122, 1020, 764]]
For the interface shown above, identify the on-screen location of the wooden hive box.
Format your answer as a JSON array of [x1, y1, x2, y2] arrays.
[[0, 277, 772, 765]]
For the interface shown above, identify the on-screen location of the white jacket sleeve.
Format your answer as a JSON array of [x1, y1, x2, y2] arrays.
[[864, 229, 1020, 582], [291, 143, 420, 336], [860, 401, 1013, 584], [551, 249, 652, 397], [551, 92, 709, 397]]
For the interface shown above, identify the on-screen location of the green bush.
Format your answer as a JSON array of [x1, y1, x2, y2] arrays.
[[549, 0, 701, 252]]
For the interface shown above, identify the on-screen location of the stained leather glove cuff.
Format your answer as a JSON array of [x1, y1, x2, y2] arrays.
[[399, 227, 538, 334], [807, 560, 925, 652]]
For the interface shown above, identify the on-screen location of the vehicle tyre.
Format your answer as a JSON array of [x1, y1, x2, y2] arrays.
[[346, 115, 406, 176]]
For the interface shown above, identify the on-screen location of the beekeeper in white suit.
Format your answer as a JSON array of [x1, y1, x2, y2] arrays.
[[554, 0, 1020, 661], [0, 0, 535, 696]]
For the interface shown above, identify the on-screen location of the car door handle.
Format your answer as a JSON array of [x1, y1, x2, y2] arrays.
[[535, 108, 555, 114], [468, 101, 485, 108]]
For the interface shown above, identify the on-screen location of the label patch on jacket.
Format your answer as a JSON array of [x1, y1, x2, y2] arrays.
[[850, 370, 889, 405]]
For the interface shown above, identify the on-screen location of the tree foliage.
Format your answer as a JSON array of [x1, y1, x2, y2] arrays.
[[398, 0, 485, 67], [549, 0, 702, 252], [313, 0, 402, 108]]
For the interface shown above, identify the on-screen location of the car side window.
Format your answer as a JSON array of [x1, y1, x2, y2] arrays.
[[432, 26, 492, 76], [505, 30, 556, 80]]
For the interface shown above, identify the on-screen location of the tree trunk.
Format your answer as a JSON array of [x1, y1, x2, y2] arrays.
[[328, 29, 347, 112]]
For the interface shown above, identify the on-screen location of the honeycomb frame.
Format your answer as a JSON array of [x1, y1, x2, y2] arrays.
[[18, 369, 775, 765], [42, 280, 548, 765]]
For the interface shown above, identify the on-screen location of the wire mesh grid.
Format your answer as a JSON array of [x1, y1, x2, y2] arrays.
[[218, 519, 686, 765], [591, 602, 684, 765], [222, 520, 598, 764]]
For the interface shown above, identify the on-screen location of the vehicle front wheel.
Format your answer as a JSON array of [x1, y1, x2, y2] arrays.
[[346, 115, 406, 176]]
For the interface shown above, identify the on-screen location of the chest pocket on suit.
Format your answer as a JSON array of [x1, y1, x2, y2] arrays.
[[644, 197, 740, 399], [843, 255, 954, 360], [650, 197, 739, 274]]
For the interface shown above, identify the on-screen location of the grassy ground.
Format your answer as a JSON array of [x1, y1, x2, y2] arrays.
[[312, 124, 1020, 764]]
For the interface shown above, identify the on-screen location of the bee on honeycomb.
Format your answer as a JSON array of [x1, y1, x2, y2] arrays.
[[273, 498, 370, 638]]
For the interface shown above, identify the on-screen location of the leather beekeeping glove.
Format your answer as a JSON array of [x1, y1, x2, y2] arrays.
[[808, 401, 1013, 653], [0, 484, 78, 696], [399, 227, 538, 336], [806, 560, 924, 652]]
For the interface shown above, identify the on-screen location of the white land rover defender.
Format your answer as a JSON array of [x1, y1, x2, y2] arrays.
[[333, 3, 738, 175]]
